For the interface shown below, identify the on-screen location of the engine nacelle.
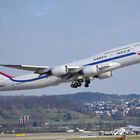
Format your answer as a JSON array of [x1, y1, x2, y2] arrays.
[[97, 71, 112, 79], [51, 65, 68, 77], [82, 66, 98, 77]]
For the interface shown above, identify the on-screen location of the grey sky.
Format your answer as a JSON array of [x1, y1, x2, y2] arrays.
[[0, 0, 140, 95]]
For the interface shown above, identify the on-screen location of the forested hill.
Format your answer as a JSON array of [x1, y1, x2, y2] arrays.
[[0, 92, 139, 110], [55, 92, 140, 102]]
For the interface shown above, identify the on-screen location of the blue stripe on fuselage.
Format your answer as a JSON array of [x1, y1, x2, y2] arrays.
[[84, 52, 136, 66], [10, 75, 48, 83], [0, 73, 48, 83]]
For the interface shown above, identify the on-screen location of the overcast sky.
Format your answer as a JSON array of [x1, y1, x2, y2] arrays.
[[0, 0, 140, 95]]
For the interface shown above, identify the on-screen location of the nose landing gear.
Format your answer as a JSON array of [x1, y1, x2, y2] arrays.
[[84, 80, 90, 88]]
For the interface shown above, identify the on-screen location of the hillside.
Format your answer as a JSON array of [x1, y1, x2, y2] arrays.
[[0, 92, 140, 110], [54, 92, 140, 102], [0, 92, 139, 128]]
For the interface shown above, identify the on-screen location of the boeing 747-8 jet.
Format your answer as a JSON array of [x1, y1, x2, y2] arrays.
[[0, 42, 140, 91]]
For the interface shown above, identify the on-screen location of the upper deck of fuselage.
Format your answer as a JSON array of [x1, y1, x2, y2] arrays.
[[66, 42, 140, 67], [103, 42, 140, 55]]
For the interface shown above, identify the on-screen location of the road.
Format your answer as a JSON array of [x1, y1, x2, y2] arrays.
[[0, 133, 140, 140], [0, 133, 84, 140]]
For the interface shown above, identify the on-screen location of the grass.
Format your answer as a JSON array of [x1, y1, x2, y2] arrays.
[[0, 117, 18, 125]]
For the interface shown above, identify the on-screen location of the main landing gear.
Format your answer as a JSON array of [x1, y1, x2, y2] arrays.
[[84, 80, 90, 88], [71, 79, 90, 88], [71, 79, 83, 88]]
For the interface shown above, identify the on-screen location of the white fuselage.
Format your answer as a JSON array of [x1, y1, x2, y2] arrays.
[[1, 42, 140, 91]]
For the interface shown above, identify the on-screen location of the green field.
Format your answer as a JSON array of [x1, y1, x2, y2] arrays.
[[67, 136, 140, 140]]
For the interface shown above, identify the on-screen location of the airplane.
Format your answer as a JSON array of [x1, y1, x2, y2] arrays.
[[0, 42, 140, 91]]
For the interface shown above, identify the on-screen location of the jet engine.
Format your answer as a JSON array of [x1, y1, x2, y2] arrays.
[[51, 65, 68, 77], [82, 66, 99, 77], [97, 71, 112, 79]]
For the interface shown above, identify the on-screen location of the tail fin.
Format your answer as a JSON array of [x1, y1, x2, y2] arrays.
[[0, 71, 15, 80]]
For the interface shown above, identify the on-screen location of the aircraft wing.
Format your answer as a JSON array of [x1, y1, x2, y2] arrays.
[[0, 62, 120, 75], [0, 64, 50, 73], [0, 64, 82, 75], [0, 62, 120, 79]]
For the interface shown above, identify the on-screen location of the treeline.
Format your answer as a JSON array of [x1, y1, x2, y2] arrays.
[[0, 92, 139, 110], [0, 95, 83, 111]]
